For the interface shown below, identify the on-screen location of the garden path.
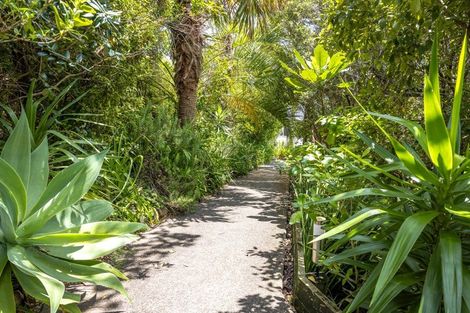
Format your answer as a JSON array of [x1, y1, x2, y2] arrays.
[[77, 164, 294, 313]]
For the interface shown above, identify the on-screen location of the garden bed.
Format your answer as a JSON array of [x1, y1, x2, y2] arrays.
[[292, 224, 340, 313]]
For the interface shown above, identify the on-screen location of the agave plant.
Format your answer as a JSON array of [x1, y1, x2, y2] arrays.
[[312, 34, 468, 312], [0, 113, 146, 313]]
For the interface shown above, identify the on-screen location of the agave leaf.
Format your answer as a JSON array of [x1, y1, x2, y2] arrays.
[[449, 33, 467, 154], [27, 248, 128, 297], [0, 265, 15, 313], [440, 232, 462, 313], [27, 138, 49, 215], [0, 245, 7, 275], [24, 222, 145, 245], [371, 211, 439, 305], [62, 304, 82, 313], [0, 159, 28, 227], [13, 266, 81, 305], [56, 221, 146, 235], [418, 246, 442, 313], [38, 200, 114, 234], [8, 245, 65, 313], [42, 234, 139, 260], [1, 112, 31, 191], [21, 233, 123, 246], [0, 204, 16, 243], [76, 260, 128, 280], [17, 151, 106, 237], [313, 208, 386, 242], [424, 75, 453, 175]]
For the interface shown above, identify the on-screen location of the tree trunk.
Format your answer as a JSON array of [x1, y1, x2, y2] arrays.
[[171, 0, 203, 125]]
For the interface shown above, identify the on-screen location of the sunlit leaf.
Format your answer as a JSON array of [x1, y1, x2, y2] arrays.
[[449, 33, 467, 154]]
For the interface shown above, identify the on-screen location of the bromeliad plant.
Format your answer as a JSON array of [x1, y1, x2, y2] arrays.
[[312, 35, 469, 312], [0, 113, 146, 313]]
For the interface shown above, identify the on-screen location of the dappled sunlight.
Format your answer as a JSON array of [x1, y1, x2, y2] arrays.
[[74, 166, 293, 312], [2, 0, 468, 312]]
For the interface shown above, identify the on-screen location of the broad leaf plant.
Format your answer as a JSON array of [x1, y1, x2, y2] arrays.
[[313, 34, 469, 312], [0, 113, 146, 313]]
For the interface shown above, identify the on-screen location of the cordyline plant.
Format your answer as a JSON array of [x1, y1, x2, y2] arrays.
[[0, 113, 146, 313], [312, 34, 469, 312]]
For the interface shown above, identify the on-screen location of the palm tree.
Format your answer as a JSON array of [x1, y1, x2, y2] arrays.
[[170, 0, 203, 124], [170, 0, 282, 125]]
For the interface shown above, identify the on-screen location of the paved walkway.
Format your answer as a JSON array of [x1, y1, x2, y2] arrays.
[[78, 165, 294, 313]]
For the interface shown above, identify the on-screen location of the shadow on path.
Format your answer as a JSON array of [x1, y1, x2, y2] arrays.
[[74, 164, 293, 313]]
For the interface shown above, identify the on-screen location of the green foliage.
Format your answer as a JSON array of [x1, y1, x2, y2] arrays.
[[287, 143, 370, 303], [0, 0, 119, 42], [274, 143, 292, 160], [293, 35, 470, 311], [282, 45, 349, 89], [281, 44, 350, 142], [0, 112, 145, 313]]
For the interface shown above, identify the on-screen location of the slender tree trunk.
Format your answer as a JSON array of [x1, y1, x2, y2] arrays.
[[171, 0, 203, 125]]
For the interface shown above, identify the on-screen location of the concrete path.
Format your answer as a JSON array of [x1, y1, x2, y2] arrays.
[[77, 165, 294, 313]]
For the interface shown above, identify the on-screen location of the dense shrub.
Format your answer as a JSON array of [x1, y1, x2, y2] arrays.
[[288, 35, 470, 312]]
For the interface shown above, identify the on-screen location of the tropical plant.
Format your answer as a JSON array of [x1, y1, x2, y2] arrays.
[[170, 0, 283, 124], [0, 113, 146, 313], [287, 142, 369, 300], [281, 45, 349, 89], [312, 34, 468, 312], [282, 44, 350, 142]]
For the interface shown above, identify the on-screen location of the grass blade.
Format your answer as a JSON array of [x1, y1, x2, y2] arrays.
[[0, 265, 15, 313]]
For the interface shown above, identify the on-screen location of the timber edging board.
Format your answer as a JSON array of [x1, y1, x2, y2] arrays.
[[293, 224, 342, 313]]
